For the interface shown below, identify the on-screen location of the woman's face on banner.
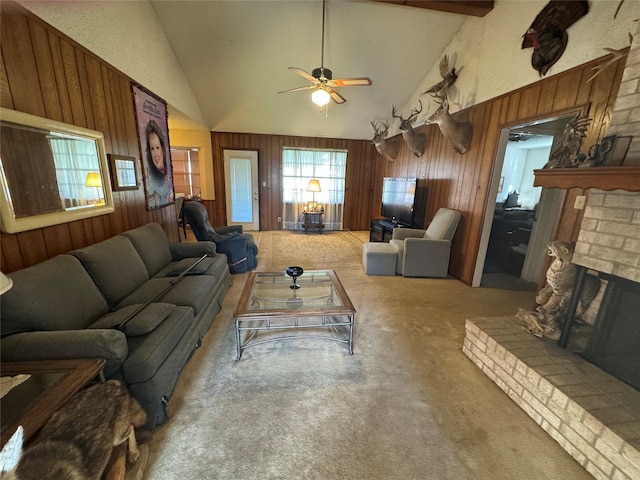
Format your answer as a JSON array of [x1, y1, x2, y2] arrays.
[[149, 132, 165, 173]]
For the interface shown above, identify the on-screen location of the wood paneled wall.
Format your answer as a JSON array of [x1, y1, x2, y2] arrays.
[[209, 132, 382, 231], [0, 3, 179, 274], [381, 53, 626, 285]]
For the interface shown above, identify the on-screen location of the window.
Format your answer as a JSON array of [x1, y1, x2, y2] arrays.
[[171, 147, 201, 198], [282, 148, 347, 231]]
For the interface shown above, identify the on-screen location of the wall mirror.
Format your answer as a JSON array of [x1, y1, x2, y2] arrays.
[[0, 107, 114, 233]]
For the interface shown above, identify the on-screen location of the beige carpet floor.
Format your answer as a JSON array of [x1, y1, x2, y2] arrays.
[[142, 231, 592, 480]]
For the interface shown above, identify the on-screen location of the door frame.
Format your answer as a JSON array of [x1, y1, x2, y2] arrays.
[[472, 108, 584, 287], [223, 149, 259, 231]]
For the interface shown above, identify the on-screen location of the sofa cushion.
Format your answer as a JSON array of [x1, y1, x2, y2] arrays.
[[121, 223, 173, 277], [1, 255, 109, 334], [88, 303, 174, 336], [71, 236, 149, 307], [116, 275, 220, 316], [123, 306, 194, 384]]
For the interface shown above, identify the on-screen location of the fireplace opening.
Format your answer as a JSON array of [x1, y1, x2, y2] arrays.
[[563, 271, 640, 391]]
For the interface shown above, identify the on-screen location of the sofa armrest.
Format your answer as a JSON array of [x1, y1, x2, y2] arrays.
[[392, 228, 426, 240], [0, 329, 128, 377], [169, 241, 217, 260]]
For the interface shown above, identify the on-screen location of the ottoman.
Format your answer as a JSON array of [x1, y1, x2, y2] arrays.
[[362, 242, 398, 276]]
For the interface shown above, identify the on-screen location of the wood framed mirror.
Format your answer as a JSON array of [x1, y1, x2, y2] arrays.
[[0, 108, 114, 233]]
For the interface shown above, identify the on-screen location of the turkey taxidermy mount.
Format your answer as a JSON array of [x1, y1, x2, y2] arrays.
[[522, 0, 590, 76]]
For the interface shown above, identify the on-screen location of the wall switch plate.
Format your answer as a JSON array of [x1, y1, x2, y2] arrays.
[[574, 195, 586, 210], [277, 216, 281, 222]]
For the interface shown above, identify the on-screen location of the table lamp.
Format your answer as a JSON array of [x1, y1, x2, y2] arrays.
[[306, 178, 321, 211]]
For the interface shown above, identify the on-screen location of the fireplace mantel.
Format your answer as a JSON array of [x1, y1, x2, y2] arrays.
[[533, 166, 640, 191]]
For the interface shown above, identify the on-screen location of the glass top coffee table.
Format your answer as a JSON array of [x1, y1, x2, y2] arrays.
[[233, 270, 356, 360]]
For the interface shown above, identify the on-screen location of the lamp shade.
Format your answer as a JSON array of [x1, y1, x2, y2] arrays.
[[311, 88, 331, 107], [0, 272, 13, 295], [85, 172, 102, 187], [306, 179, 321, 193]]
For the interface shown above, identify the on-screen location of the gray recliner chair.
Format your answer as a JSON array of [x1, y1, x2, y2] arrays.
[[389, 208, 461, 277]]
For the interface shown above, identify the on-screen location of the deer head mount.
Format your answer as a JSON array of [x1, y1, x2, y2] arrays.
[[424, 92, 473, 155], [370, 120, 399, 161], [392, 101, 426, 157]]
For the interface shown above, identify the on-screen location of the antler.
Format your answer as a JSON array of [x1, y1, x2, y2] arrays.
[[392, 101, 423, 123], [408, 100, 423, 121], [430, 91, 448, 109], [371, 120, 389, 137], [391, 105, 402, 120], [585, 47, 628, 83]]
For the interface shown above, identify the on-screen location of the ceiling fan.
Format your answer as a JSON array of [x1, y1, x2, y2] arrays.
[[278, 0, 372, 106]]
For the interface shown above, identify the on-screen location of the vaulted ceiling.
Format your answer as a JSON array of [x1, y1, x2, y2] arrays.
[[151, 0, 492, 139]]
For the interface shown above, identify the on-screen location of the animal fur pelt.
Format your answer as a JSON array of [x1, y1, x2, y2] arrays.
[[0, 380, 146, 480]]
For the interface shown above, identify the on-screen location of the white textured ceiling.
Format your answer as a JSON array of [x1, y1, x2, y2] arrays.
[[150, 0, 466, 139]]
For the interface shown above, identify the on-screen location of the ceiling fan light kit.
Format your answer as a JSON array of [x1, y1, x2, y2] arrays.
[[311, 88, 331, 106], [278, 0, 372, 112]]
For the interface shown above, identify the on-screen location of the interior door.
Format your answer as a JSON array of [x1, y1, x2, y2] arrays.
[[223, 150, 259, 231]]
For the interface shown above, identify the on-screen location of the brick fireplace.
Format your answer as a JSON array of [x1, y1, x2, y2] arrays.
[[562, 19, 640, 391], [464, 22, 640, 480]]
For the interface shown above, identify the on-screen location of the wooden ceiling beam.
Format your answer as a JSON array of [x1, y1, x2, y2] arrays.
[[370, 1, 494, 17]]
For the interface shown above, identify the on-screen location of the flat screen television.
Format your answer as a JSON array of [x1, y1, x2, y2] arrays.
[[381, 177, 417, 226]]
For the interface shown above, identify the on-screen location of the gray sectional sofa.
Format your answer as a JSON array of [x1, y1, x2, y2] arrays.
[[1, 223, 232, 429]]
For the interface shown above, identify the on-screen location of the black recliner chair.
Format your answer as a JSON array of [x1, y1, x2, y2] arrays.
[[182, 201, 258, 273]]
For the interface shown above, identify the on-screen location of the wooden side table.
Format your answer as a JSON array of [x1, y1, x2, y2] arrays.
[[1, 358, 105, 448], [302, 211, 324, 233]]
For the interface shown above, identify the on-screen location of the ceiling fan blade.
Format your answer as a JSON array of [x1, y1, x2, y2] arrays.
[[331, 77, 373, 87], [327, 88, 346, 104], [288, 67, 318, 83], [278, 85, 317, 94]]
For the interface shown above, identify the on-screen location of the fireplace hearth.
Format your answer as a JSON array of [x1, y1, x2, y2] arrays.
[[464, 317, 640, 480]]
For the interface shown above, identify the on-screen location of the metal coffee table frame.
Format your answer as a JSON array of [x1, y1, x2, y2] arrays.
[[234, 270, 356, 360]]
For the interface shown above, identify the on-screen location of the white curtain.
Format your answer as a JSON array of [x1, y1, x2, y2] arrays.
[[282, 148, 347, 231], [49, 136, 101, 206]]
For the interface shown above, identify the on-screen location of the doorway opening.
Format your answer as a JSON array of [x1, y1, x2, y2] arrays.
[[474, 113, 578, 289]]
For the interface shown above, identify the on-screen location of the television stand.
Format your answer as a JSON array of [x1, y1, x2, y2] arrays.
[[369, 219, 409, 243]]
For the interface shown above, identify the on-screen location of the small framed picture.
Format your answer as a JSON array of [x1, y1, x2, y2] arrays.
[[108, 154, 138, 191]]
